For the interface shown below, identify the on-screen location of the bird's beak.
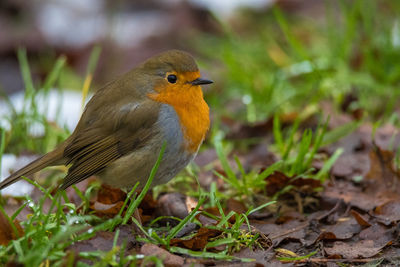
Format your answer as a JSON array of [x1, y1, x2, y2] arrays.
[[190, 78, 213, 85]]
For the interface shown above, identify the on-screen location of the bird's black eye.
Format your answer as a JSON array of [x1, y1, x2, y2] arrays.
[[167, 74, 177, 84]]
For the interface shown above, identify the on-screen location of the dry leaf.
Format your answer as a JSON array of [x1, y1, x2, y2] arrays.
[[140, 243, 184, 267], [325, 240, 386, 258], [170, 227, 221, 250], [0, 211, 24, 246]]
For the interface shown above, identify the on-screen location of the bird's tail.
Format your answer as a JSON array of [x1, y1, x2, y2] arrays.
[[0, 143, 66, 190]]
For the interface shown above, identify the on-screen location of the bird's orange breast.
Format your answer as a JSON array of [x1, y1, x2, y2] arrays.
[[147, 72, 210, 152]]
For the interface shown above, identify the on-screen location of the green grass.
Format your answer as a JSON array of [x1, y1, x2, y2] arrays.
[[0, 143, 165, 266], [0, 145, 272, 265], [199, 0, 400, 122], [2, 49, 69, 156]]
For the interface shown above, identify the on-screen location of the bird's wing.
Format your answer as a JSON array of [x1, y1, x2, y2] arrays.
[[60, 98, 161, 190]]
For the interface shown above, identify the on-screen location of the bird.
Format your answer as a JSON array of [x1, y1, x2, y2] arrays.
[[0, 50, 213, 191]]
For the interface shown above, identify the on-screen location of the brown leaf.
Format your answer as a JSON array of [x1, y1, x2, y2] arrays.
[[374, 124, 400, 151], [86, 184, 128, 218], [170, 227, 221, 250], [319, 217, 361, 240], [290, 177, 322, 192], [359, 224, 394, 247], [265, 171, 290, 196], [275, 211, 305, 224], [380, 246, 400, 261], [372, 200, 400, 224], [317, 231, 337, 241], [227, 198, 247, 214], [322, 180, 393, 212], [324, 240, 386, 258], [365, 147, 400, 192], [140, 243, 184, 267], [0, 212, 23, 246], [266, 171, 321, 196], [252, 219, 307, 246], [233, 247, 279, 266], [331, 153, 369, 179], [138, 192, 158, 223], [90, 201, 124, 218], [96, 184, 126, 204], [350, 210, 371, 227]]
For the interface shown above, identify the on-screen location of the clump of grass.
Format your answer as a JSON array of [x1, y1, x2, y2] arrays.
[[272, 115, 344, 181], [1, 49, 69, 155], [203, 199, 275, 253], [209, 115, 349, 206], [213, 131, 281, 202], [0, 46, 101, 157]]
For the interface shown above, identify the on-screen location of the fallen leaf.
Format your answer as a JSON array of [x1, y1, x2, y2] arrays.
[[140, 243, 184, 267], [138, 192, 158, 223], [316, 231, 337, 241], [319, 217, 361, 240], [90, 201, 124, 218], [227, 198, 247, 214], [322, 180, 393, 212], [372, 200, 400, 224], [331, 153, 369, 179], [380, 246, 400, 262], [96, 184, 126, 204], [252, 219, 307, 246], [350, 210, 371, 227], [265, 172, 290, 196], [170, 227, 221, 250], [275, 211, 305, 224], [324, 240, 386, 258], [359, 224, 394, 247], [265, 172, 321, 196], [0, 211, 23, 246], [365, 147, 400, 192], [374, 124, 400, 151], [233, 247, 279, 266]]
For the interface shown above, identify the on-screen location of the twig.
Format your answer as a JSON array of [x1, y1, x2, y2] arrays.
[[280, 257, 383, 264], [316, 200, 341, 221], [270, 200, 341, 240], [270, 222, 309, 240]]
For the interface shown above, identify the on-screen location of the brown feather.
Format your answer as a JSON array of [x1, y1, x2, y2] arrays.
[[59, 99, 161, 189]]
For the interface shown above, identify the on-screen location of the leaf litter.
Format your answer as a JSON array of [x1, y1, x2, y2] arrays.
[[3, 114, 400, 266]]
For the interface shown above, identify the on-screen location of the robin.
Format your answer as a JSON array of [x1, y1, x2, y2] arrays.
[[0, 50, 213, 191]]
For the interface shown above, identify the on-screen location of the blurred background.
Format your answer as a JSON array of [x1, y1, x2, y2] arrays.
[[1, 0, 399, 122]]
